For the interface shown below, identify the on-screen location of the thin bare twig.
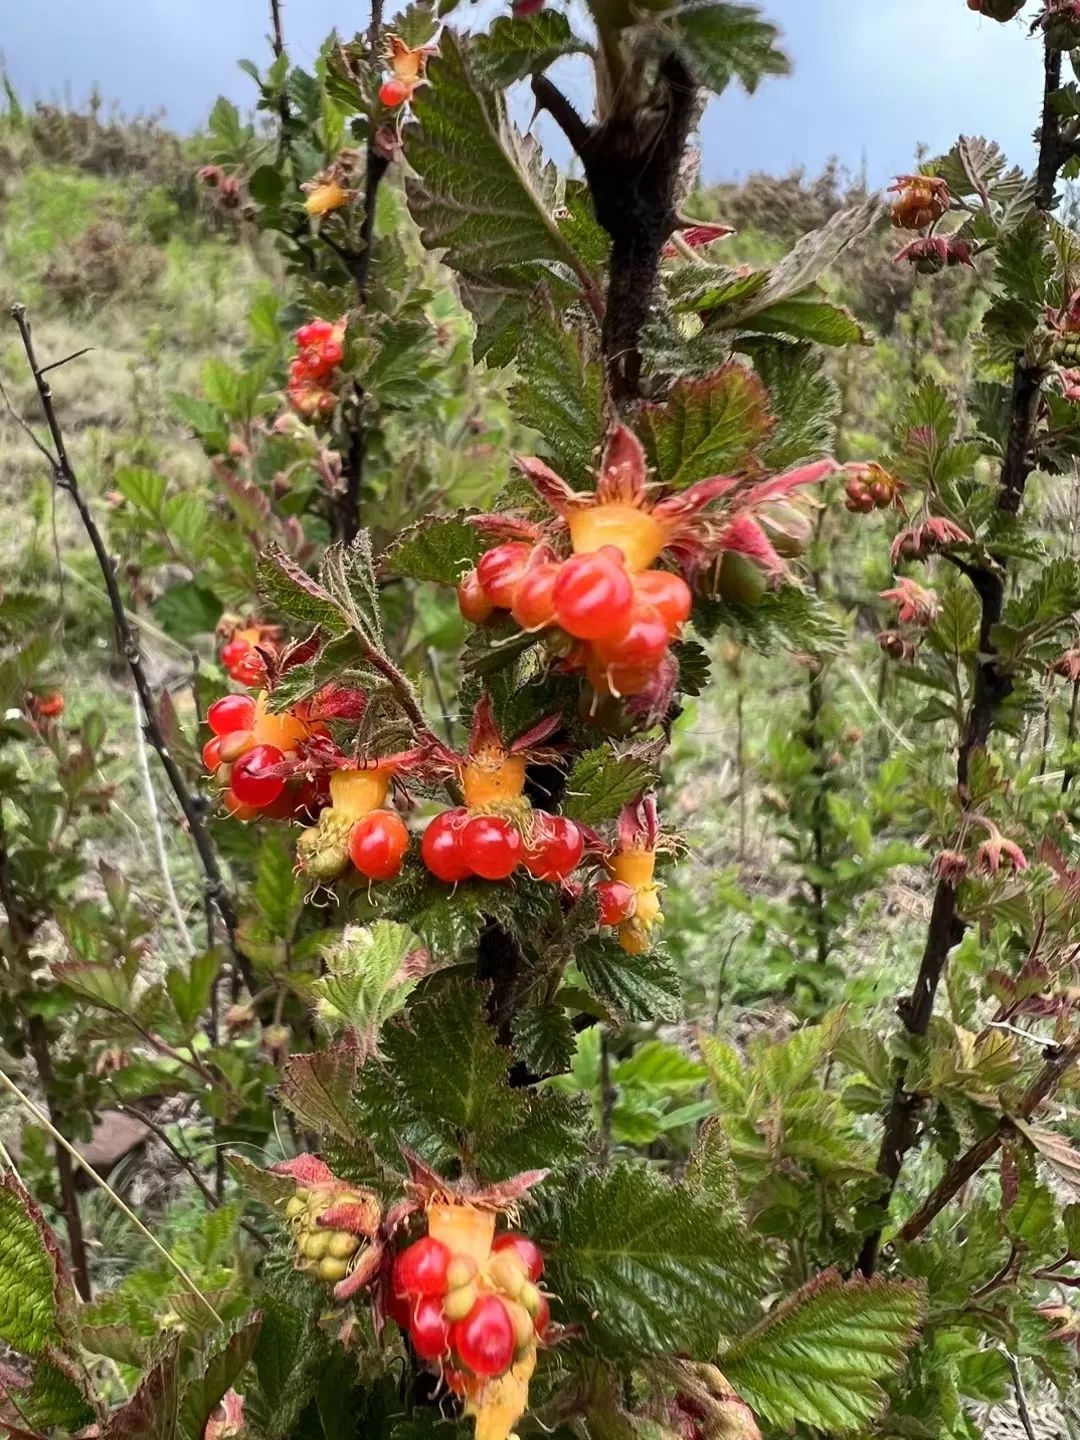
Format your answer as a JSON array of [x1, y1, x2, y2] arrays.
[[9, 303, 258, 998]]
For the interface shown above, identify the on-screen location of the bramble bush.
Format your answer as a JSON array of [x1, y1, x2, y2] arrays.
[[4, 2, 1080, 1438]]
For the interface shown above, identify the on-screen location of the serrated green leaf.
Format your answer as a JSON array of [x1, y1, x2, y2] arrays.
[[257, 546, 347, 635], [738, 293, 868, 346], [576, 937, 681, 1022], [0, 1182, 77, 1361], [278, 1040, 363, 1144], [406, 33, 587, 285], [740, 337, 838, 468], [545, 1162, 768, 1357], [562, 748, 661, 826], [313, 922, 425, 1053], [114, 466, 167, 518], [353, 979, 586, 1176], [165, 950, 219, 1031], [251, 831, 304, 941], [513, 1002, 576, 1075], [665, 0, 789, 95], [719, 1269, 924, 1434], [472, 11, 588, 88], [510, 309, 605, 489], [18, 1358, 95, 1430], [639, 364, 772, 489], [381, 513, 488, 584]]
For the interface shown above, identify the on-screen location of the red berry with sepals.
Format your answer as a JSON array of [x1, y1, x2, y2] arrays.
[[460, 815, 522, 881], [451, 1294, 515, 1378], [202, 737, 223, 771], [477, 543, 533, 609], [553, 545, 634, 640], [592, 602, 669, 669], [230, 744, 286, 808], [220, 639, 251, 670], [409, 1295, 451, 1361], [523, 814, 584, 882], [597, 878, 636, 926], [421, 809, 473, 882], [458, 569, 495, 625], [348, 809, 409, 881], [231, 651, 267, 686], [633, 570, 692, 633], [532, 1291, 551, 1340], [492, 1233, 544, 1283], [379, 77, 411, 107], [392, 1236, 452, 1299], [510, 561, 560, 631], [207, 694, 257, 737]]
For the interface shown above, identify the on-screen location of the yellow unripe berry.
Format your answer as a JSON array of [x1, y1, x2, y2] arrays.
[[520, 1281, 542, 1318], [301, 1230, 331, 1261], [318, 1256, 350, 1284], [489, 1254, 526, 1299], [327, 1232, 360, 1260], [444, 1283, 479, 1321], [447, 1254, 478, 1290]]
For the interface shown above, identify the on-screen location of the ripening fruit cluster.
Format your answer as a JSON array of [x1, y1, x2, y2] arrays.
[[297, 767, 409, 884], [287, 318, 345, 421], [220, 626, 274, 686], [421, 807, 584, 885], [203, 693, 322, 821], [599, 845, 662, 955], [844, 463, 903, 515], [459, 542, 692, 699], [388, 1225, 550, 1383], [286, 1184, 375, 1287]]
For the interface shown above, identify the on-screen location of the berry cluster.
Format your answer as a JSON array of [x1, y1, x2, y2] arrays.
[[297, 764, 411, 884], [596, 796, 664, 955], [420, 698, 585, 884], [843, 463, 904, 515], [287, 318, 346, 421], [220, 624, 279, 685], [888, 174, 951, 232], [389, 1219, 549, 1385], [286, 1181, 380, 1289], [203, 692, 322, 820], [459, 541, 692, 700]]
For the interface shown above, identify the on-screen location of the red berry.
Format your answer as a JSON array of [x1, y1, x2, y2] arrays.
[[533, 1291, 551, 1339], [460, 815, 522, 881], [393, 1236, 452, 1299], [295, 319, 334, 346], [592, 603, 669, 669], [510, 561, 559, 631], [33, 692, 64, 718], [387, 1283, 413, 1332], [379, 77, 411, 108], [492, 1233, 544, 1283], [451, 1295, 515, 1378], [458, 569, 495, 625], [553, 546, 634, 640], [220, 638, 250, 669], [231, 651, 267, 686], [347, 809, 409, 881], [477, 543, 533, 610], [202, 737, 223, 771], [523, 814, 584, 882], [597, 879, 636, 926], [207, 694, 257, 737], [421, 809, 473, 882], [633, 570, 692, 633], [229, 744, 286, 808], [409, 1295, 451, 1361]]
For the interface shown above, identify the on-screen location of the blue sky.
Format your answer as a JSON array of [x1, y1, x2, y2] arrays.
[[3, 0, 1044, 184]]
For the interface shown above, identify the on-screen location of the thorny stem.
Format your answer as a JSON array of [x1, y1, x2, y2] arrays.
[[858, 34, 1062, 1278], [9, 304, 260, 1002], [0, 807, 92, 1300], [898, 1025, 1080, 1246]]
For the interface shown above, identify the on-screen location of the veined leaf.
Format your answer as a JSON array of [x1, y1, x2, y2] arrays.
[[0, 1178, 63, 1356], [381, 512, 489, 584], [406, 33, 589, 285], [665, 0, 789, 96], [510, 307, 605, 489], [313, 922, 426, 1055], [178, 1315, 262, 1440], [719, 1268, 924, 1434], [544, 1162, 769, 1357], [472, 11, 589, 89], [640, 363, 772, 488], [562, 747, 661, 826]]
